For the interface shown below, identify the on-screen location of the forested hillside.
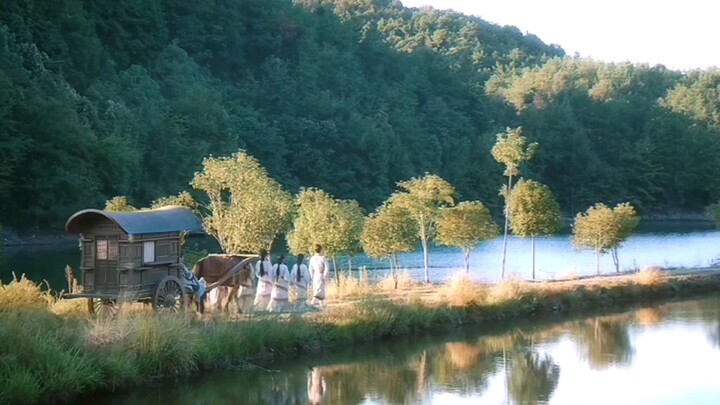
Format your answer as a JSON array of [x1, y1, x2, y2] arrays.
[[1, 0, 718, 230]]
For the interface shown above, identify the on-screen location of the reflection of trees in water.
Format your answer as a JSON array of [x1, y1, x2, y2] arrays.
[[507, 350, 560, 405], [633, 307, 664, 326], [427, 342, 501, 395], [572, 316, 633, 369], [88, 297, 720, 405]]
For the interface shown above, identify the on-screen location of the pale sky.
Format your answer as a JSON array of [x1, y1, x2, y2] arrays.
[[400, 0, 720, 71]]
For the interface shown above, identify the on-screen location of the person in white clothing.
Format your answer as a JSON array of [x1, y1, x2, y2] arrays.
[[290, 254, 311, 310], [309, 244, 329, 307], [234, 262, 256, 316], [254, 249, 273, 310], [268, 254, 290, 312], [307, 367, 326, 404]]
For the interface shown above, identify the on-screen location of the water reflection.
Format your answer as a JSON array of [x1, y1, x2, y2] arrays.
[[87, 295, 720, 404], [571, 317, 633, 369]]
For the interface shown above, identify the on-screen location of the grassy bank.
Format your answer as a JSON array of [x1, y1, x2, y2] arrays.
[[2, 268, 720, 404]]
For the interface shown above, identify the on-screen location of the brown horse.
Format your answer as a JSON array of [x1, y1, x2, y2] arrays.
[[192, 254, 257, 314]]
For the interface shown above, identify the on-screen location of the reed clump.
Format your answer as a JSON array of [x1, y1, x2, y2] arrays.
[[0, 273, 53, 311], [635, 266, 664, 286], [441, 273, 484, 307], [376, 270, 418, 291]]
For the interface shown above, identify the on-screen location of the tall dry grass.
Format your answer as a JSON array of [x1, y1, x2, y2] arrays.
[[635, 266, 664, 286], [0, 265, 711, 404], [486, 276, 526, 304], [0, 273, 53, 311], [376, 270, 418, 291], [440, 273, 484, 306]]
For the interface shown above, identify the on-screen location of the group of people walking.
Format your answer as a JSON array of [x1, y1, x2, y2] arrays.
[[236, 244, 329, 314]]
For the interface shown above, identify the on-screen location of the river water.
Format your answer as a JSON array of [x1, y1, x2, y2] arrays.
[[2, 222, 718, 289], [82, 294, 720, 405]]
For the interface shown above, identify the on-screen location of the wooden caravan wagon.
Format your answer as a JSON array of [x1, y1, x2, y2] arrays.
[[64, 205, 204, 314]]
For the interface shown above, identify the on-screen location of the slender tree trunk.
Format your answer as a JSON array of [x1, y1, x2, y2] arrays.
[[611, 247, 620, 273], [531, 235, 536, 280], [596, 250, 600, 275], [332, 256, 339, 285], [391, 254, 398, 289], [422, 237, 430, 284], [501, 174, 512, 279], [463, 248, 470, 274]]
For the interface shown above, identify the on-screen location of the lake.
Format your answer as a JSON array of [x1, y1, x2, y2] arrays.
[[80, 294, 720, 404], [2, 221, 719, 290]]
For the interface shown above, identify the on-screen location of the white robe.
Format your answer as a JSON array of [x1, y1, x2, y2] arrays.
[[235, 269, 256, 315], [309, 254, 329, 302], [254, 259, 273, 310], [268, 263, 290, 312], [290, 263, 311, 307]]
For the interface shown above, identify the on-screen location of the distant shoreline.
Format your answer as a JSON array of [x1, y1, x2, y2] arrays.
[[1, 215, 715, 247]]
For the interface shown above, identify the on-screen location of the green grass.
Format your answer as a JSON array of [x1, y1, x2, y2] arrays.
[[2, 270, 720, 403]]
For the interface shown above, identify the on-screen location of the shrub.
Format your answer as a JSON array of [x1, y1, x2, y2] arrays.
[[0, 274, 52, 311], [635, 266, 663, 286], [441, 273, 483, 306]]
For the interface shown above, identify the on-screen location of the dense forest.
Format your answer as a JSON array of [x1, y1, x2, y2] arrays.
[[1, 0, 719, 230]]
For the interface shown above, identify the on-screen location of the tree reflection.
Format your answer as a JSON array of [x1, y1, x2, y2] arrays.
[[428, 341, 502, 395], [507, 350, 560, 405], [572, 316, 633, 369], [87, 297, 720, 405]]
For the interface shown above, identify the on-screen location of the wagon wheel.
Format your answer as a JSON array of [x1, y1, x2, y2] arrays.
[[87, 298, 117, 317], [153, 276, 188, 312]]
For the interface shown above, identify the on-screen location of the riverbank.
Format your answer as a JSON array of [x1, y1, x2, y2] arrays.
[[2, 268, 720, 404]]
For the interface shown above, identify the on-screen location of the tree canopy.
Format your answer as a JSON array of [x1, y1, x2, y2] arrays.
[[572, 202, 639, 274], [1, 0, 719, 232], [435, 201, 499, 274], [507, 179, 562, 279], [389, 174, 455, 283], [191, 150, 293, 254]]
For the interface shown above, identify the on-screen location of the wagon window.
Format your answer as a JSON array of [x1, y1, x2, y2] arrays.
[[97, 240, 108, 260], [96, 239, 118, 261], [143, 241, 155, 263]]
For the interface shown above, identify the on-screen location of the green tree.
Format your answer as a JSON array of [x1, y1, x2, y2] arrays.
[[150, 191, 199, 213], [507, 179, 562, 280], [491, 127, 538, 279], [104, 196, 137, 212], [572, 202, 639, 274], [286, 188, 365, 284], [361, 203, 418, 288], [389, 174, 455, 283], [610, 203, 639, 272], [191, 150, 293, 254], [435, 201, 500, 274]]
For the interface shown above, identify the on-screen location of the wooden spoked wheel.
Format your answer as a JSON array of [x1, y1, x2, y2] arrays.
[[87, 298, 117, 317], [153, 276, 188, 312]]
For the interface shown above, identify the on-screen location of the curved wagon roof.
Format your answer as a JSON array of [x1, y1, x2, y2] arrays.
[[65, 206, 204, 235]]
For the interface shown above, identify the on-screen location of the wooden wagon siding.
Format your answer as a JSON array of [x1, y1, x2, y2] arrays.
[[65, 206, 203, 302]]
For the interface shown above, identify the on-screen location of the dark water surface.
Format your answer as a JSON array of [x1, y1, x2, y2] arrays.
[[83, 294, 720, 405]]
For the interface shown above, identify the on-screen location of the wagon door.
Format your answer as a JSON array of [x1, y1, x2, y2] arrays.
[[94, 236, 120, 293]]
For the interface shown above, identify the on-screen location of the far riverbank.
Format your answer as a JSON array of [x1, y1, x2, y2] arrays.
[[1, 212, 715, 247]]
